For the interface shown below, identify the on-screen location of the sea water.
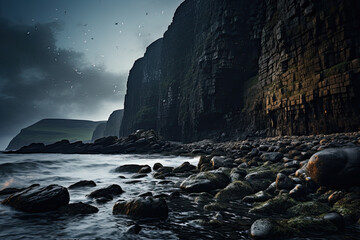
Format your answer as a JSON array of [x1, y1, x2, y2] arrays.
[[0, 153, 359, 240]]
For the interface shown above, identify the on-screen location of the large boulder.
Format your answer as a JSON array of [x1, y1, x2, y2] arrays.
[[113, 196, 168, 219], [114, 164, 149, 173], [88, 184, 124, 199], [68, 180, 96, 189], [245, 170, 276, 192], [214, 181, 253, 201], [180, 170, 229, 193], [306, 148, 360, 188], [1, 184, 69, 213]]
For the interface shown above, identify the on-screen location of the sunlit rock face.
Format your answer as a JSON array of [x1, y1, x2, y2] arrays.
[[120, 0, 360, 142]]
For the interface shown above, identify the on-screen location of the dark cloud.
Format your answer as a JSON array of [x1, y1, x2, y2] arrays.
[[0, 18, 126, 149]]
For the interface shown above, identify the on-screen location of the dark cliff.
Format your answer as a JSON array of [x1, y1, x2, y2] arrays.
[[91, 109, 124, 142], [120, 0, 360, 142]]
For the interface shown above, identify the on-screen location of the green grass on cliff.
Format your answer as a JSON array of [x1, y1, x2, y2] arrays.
[[7, 119, 101, 150]]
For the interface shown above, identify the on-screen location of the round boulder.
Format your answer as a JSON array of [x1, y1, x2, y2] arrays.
[[306, 148, 360, 188], [112, 196, 168, 220], [1, 184, 69, 213], [180, 170, 229, 193]]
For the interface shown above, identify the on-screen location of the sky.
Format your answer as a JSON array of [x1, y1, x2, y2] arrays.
[[0, 0, 183, 150]]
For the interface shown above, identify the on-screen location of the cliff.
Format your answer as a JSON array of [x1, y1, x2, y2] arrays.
[[120, 0, 360, 142], [91, 122, 107, 142], [6, 119, 101, 150], [92, 109, 124, 142]]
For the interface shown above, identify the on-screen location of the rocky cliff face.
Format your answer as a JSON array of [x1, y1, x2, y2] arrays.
[[92, 109, 124, 142], [104, 109, 124, 137], [91, 123, 106, 142], [120, 0, 360, 142]]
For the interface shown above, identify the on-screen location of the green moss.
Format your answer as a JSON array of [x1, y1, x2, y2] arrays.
[[286, 216, 337, 233], [287, 201, 331, 217], [332, 197, 360, 222], [322, 61, 350, 78], [250, 194, 297, 215]]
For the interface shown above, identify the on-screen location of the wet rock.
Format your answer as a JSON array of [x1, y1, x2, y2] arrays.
[[249, 194, 297, 215], [113, 196, 168, 220], [2, 184, 69, 213], [248, 148, 259, 157], [173, 161, 196, 173], [58, 202, 99, 215], [275, 173, 294, 190], [155, 166, 174, 175], [180, 170, 229, 193], [115, 164, 149, 173], [0, 187, 24, 196], [287, 201, 330, 216], [131, 173, 147, 179], [242, 190, 272, 203], [194, 192, 213, 204], [210, 156, 234, 169], [328, 191, 345, 205], [250, 218, 273, 239], [88, 184, 123, 199], [306, 147, 360, 188], [214, 181, 253, 202], [95, 196, 113, 204], [138, 165, 151, 173], [289, 184, 306, 200], [126, 224, 142, 234], [260, 152, 283, 162], [204, 202, 228, 211], [197, 155, 211, 171], [245, 170, 276, 192], [323, 212, 344, 230], [68, 180, 96, 189], [286, 215, 338, 234], [230, 168, 247, 182], [153, 162, 163, 171], [332, 192, 360, 223]]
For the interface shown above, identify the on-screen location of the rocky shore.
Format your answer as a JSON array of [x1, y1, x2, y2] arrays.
[[2, 130, 360, 238]]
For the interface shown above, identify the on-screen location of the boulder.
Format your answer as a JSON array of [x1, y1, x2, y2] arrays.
[[260, 152, 283, 162], [245, 170, 276, 192], [275, 173, 294, 190], [1, 184, 69, 213], [58, 202, 99, 215], [153, 163, 163, 171], [214, 181, 253, 201], [173, 161, 196, 173], [250, 194, 297, 215], [68, 180, 96, 189], [88, 184, 123, 199], [138, 165, 151, 173], [306, 148, 360, 188], [114, 164, 149, 173], [113, 196, 168, 219], [250, 218, 274, 239], [180, 170, 229, 193]]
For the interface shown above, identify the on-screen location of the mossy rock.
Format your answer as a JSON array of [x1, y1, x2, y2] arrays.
[[215, 181, 253, 202], [286, 216, 338, 234], [332, 193, 360, 223], [204, 202, 228, 211], [287, 201, 331, 217], [250, 193, 297, 215]]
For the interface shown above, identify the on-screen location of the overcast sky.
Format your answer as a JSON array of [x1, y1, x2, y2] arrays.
[[0, 0, 183, 150]]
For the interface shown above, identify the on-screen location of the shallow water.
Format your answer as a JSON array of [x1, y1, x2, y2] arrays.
[[0, 153, 359, 240]]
